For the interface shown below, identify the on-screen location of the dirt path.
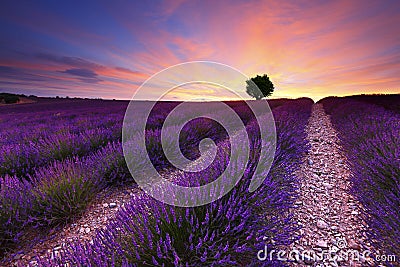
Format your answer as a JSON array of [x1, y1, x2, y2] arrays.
[[289, 104, 373, 266], [8, 183, 143, 267]]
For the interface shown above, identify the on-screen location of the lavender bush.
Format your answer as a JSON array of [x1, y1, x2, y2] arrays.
[[30, 158, 100, 226], [0, 175, 33, 256], [0, 125, 121, 178], [0, 142, 129, 257], [320, 96, 400, 259]]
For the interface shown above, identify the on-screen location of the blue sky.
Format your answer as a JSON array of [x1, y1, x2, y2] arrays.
[[0, 0, 399, 100]]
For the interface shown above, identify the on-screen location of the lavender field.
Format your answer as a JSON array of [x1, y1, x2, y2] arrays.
[[0, 95, 399, 266], [320, 95, 400, 261], [0, 97, 311, 266]]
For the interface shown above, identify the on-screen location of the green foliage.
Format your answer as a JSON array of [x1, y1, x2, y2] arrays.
[[245, 74, 274, 100], [0, 93, 20, 104], [31, 161, 98, 226]]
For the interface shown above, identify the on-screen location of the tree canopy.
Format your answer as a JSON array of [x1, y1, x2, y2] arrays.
[[245, 74, 274, 100], [0, 93, 20, 104]]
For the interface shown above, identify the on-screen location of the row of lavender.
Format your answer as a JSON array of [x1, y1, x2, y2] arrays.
[[0, 99, 127, 178], [0, 99, 278, 259], [0, 143, 128, 255], [320, 96, 399, 259], [1, 100, 128, 258], [0, 99, 127, 146], [0, 100, 257, 178], [39, 98, 314, 266]]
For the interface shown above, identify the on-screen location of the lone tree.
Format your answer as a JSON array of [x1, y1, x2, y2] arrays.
[[246, 74, 274, 100]]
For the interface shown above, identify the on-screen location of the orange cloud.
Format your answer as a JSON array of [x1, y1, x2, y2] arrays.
[[1, 0, 399, 100]]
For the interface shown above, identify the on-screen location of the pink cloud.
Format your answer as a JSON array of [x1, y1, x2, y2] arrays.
[[1, 0, 399, 100]]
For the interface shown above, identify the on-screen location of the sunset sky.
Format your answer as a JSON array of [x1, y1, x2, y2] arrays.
[[0, 0, 399, 101]]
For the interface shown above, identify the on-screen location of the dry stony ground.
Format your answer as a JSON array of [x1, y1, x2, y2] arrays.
[[8, 184, 143, 267], [288, 104, 375, 267], [8, 104, 378, 267]]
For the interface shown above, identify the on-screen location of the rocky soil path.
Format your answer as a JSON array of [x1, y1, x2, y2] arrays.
[[289, 104, 373, 266], [8, 183, 143, 267]]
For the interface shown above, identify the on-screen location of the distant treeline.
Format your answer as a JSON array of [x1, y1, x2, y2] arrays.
[[0, 93, 22, 104], [0, 93, 106, 104]]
